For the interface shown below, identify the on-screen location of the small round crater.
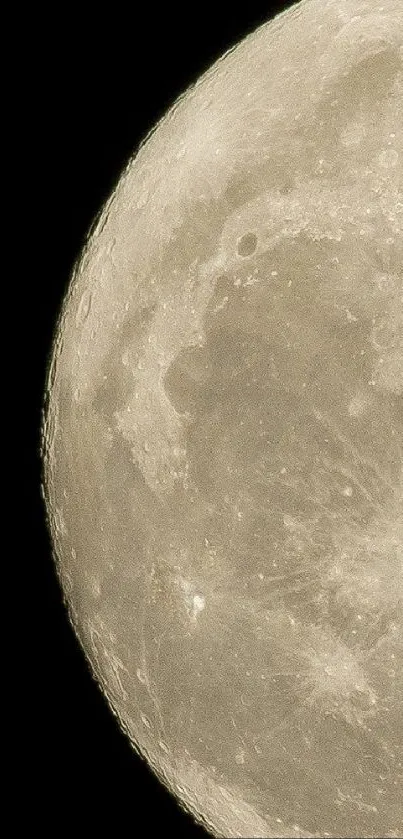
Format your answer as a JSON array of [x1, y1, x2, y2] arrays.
[[236, 231, 258, 257]]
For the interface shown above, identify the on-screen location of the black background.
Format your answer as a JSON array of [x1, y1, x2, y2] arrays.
[[30, 2, 296, 835]]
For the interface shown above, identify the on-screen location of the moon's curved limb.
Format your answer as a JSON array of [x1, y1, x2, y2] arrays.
[[43, 1, 402, 836]]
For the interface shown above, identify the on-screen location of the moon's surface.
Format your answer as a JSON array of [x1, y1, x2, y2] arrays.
[[42, 1, 403, 836]]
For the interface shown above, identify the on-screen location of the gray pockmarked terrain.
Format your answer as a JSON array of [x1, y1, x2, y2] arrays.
[[43, 1, 402, 836]]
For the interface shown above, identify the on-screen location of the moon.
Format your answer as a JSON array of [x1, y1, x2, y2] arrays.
[[42, 0, 402, 836]]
